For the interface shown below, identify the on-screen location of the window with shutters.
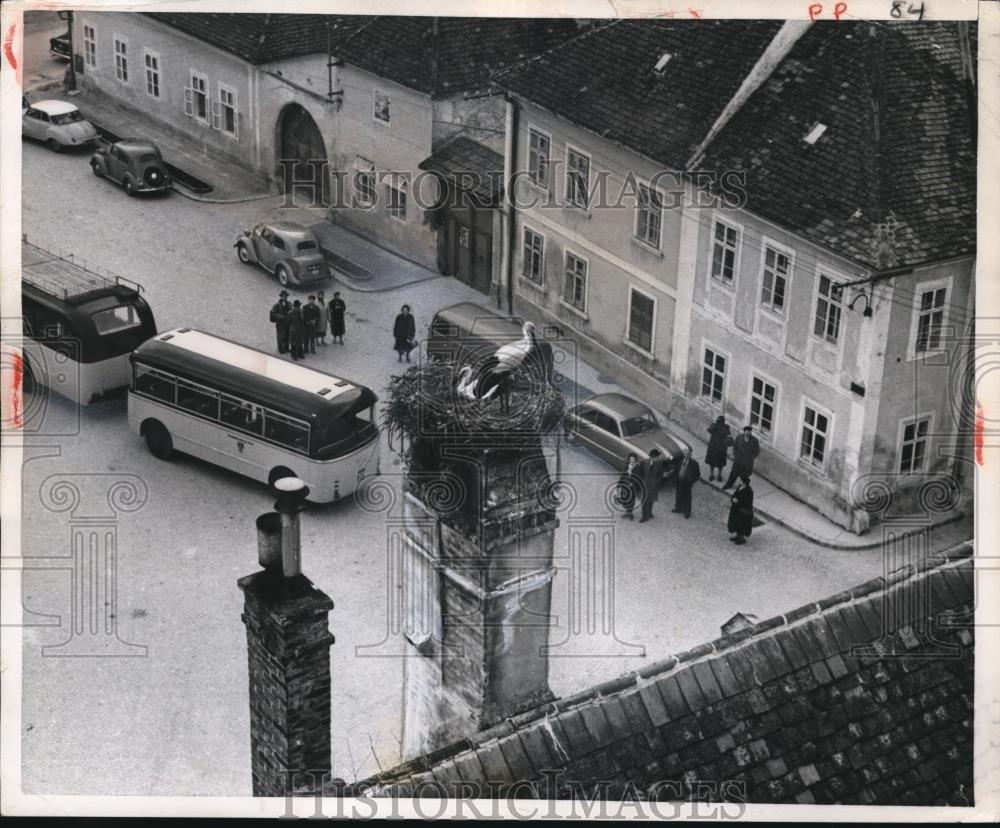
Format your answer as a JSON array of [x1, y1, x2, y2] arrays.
[[800, 402, 832, 470], [626, 287, 655, 354], [813, 274, 844, 344], [521, 227, 544, 285], [562, 252, 587, 312], [113, 37, 128, 83], [701, 347, 726, 405], [185, 71, 208, 122], [761, 244, 791, 315], [213, 83, 238, 137], [898, 416, 931, 474], [527, 128, 550, 188], [749, 375, 777, 436], [711, 219, 739, 286]]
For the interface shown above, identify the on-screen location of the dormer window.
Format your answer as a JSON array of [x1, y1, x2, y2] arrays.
[[804, 122, 828, 145], [654, 52, 672, 74]]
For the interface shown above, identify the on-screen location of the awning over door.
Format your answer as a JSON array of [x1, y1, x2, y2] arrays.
[[419, 136, 504, 208]]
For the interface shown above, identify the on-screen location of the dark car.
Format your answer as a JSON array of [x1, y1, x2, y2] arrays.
[[564, 393, 690, 479], [90, 140, 171, 196], [234, 222, 331, 287], [49, 32, 71, 60]]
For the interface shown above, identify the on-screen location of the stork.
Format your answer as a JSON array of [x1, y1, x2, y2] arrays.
[[454, 321, 538, 414]]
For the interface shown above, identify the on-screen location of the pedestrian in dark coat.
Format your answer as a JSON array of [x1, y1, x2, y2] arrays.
[[727, 476, 755, 544], [638, 449, 665, 523], [393, 305, 416, 362], [303, 295, 322, 354], [315, 291, 328, 345], [723, 425, 761, 489], [672, 447, 701, 519], [616, 453, 643, 520], [705, 415, 732, 482], [329, 291, 346, 344], [288, 300, 305, 361], [269, 290, 291, 354]]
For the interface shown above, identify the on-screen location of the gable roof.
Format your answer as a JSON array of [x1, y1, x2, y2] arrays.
[[495, 20, 785, 173], [697, 22, 976, 269], [337, 542, 974, 805]]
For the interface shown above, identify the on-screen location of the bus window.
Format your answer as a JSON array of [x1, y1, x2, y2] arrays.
[[93, 305, 142, 335], [134, 364, 176, 403], [220, 395, 263, 436], [177, 379, 219, 419], [264, 411, 309, 453]]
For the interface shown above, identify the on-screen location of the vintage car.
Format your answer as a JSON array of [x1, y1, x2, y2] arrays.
[[234, 222, 331, 287], [49, 32, 71, 59], [90, 140, 172, 196], [564, 393, 691, 479], [22, 99, 99, 152]]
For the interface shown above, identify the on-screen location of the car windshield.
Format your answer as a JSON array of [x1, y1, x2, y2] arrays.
[[92, 304, 141, 335], [139, 152, 160, 163], [620, 412, 659, 437], [49, 110, 84, 125], [296, 240, 317, 253]]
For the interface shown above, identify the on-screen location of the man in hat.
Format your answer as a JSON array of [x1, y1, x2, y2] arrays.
[[288, 299, 305, 361], [727, 475, 755, 545], [723, 425, 761, 489], [303, 295, 321, 354], [672, 446, 701, 519], [269, 290, 291, 354], [638, 449, 665, 523]]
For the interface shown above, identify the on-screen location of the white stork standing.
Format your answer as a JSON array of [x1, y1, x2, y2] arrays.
[[454, 321, 538, 413]]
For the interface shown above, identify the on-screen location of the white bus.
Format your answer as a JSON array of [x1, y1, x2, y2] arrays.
[[128, 328, 380, 503]]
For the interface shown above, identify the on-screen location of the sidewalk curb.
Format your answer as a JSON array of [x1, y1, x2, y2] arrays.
[[172, 183, 276, 204], [330, 273, 447, 293]]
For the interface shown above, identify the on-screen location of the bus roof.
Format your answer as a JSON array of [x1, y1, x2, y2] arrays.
[[132, 328, 377, 421], [22, 240, 141, 305]]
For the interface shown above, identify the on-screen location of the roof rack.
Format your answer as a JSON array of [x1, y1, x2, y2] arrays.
[[21, 235, 145, 300]]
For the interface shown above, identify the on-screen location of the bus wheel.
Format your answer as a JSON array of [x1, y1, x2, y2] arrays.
[[275, 266, 290, 287], [143, 421, 174, 460], [268, 466, 296, 487]]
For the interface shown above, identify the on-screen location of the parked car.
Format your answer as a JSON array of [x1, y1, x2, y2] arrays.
[[564, 393, 690, 478], [90, 140, 172, 196], [49, 32, 71, 59], [22, 99, 99, 152], [234, 222, 331, 287]]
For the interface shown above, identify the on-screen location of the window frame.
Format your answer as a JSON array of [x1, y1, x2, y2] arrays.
[[908, 277, 951, 360], [624, 284, 657, 357], [373, 90, 391, 125], [387, 177, 407, 222], [798, 398, 833, 472], [759, 238, 794, 318], [748, 371, 780, 440], [634, 180, 664, 251], [526, 126, 552, 189], [710, 215, 742, 290], [700, 342, 729, 408], [812, 268, 846, 346], [143, 49, 161, 99], [113, 35, 129, 84], [520, 225, 545, 286], [560, 249, 589, 316], [83, 24, 97, 69], [897, 413, 934, 475], [564, 144, 592, 211], [214, 81, 238, 138]]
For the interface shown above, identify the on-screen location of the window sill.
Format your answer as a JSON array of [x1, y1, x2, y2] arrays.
[[757, 307, 787, 324], [622, 338, 655, 360], [905, 348, 948, 363], [796, 456, 828, 477], [518, 276, 547, 294], [562, 204, 592, 220], [708, 276, 736, 293], [559, 299, 588, 321], [631, 237, 664, 259]]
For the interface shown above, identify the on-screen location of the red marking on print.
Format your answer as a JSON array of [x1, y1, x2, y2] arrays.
[[3, 22, 17, 71], [689, 7, 701, 17], [975, 402, 984, 465], [809, 2, 848, 20], [9, 349, 23, 429]]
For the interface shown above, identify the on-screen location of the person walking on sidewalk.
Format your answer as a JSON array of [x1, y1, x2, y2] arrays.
[[329, 291, 346, 344], [672, 447, 701, 519], [727, 475, 755, 545], [288, 300, 305, 361], [303, 295, 321, 354], [393, 304, 416, 362], [315, 291, 328, 346], [617, 453, 643, 520], [638, 449, 665, 523], [705, 415, 732, 482], [269, 290, 291, 354], [723, 425, 760, 489]]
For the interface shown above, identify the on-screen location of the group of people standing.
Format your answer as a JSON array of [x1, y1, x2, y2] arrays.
[[616, 416, 761, 545], [270, 289, 347, 361]]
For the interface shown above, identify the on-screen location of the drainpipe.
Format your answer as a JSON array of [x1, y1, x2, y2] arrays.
[[503, 94, 519, 315], [58, 10, 76, 92]]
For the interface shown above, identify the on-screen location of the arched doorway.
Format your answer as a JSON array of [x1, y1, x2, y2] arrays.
[[276, 104, 328, 207]]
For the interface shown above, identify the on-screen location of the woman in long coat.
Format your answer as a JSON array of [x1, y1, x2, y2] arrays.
[[329, 291, 346, 344], [705, 415, 732, 482], [393, 304, 416, 362], [727, 476, 754, 545]]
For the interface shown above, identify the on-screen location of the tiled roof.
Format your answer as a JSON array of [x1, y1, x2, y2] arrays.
[[338, 542, 975, 805], [494, 20, 784, 173], [144, 14, 580, 96], [697, 22, 976, 269], [419, 136, 504, 206]]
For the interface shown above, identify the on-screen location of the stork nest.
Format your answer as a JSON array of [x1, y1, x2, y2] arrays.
[[381, 358, 566, 453]]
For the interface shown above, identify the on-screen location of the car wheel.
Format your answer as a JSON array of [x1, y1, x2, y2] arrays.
[[91, 160, 102, 177], [236, 244, 251, 265], [143, 421, 173, 460], [275, 265, 290, 287], [123, 178, 136, 197], [46, 138, 61, 153]]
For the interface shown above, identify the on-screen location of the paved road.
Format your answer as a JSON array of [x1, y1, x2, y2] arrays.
[[16, 139, 925, 795]]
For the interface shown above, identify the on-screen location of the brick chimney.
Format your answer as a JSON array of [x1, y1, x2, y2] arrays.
[[239, 478, 335, 797], [400, 438, 558, 759]]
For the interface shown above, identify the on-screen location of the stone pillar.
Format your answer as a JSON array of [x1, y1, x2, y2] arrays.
[[401, 441, 557, 758]]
